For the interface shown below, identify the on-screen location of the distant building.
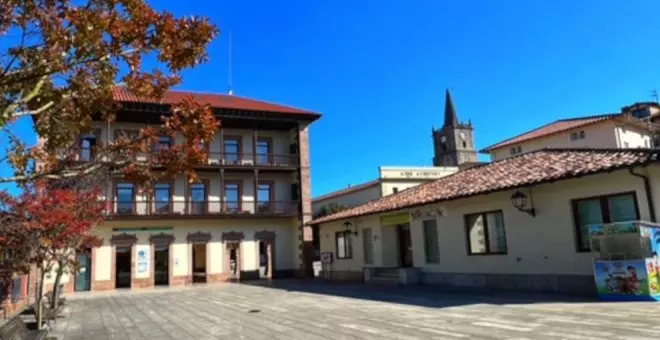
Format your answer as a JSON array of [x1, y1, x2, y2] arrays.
[[481, 103, 660, 162], [312, 166, 458, 215]]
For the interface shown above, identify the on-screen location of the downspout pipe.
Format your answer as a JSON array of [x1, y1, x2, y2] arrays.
[[629, 167, 656, 222]]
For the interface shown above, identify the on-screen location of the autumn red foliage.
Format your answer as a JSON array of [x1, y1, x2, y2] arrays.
[[0, 182, 105, 308]]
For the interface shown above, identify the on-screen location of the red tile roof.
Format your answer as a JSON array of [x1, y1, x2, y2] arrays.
[[480, 114, 615, 152], [113, 87, 320, 118], [313, 180, 381, 204], [309, 148, 660, 225]]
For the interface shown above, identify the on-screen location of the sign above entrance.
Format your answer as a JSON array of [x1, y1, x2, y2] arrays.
[[380, 213, 411, 226], [379, 167, 457, 180]]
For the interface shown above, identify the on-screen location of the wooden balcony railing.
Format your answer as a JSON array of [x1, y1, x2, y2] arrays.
[[67, 147, 299, 169], [106, 199, 299, 217]]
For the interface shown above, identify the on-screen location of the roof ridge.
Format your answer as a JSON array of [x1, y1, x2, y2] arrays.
[[556, 113, 618, 122], [312, 179, 381, 203]]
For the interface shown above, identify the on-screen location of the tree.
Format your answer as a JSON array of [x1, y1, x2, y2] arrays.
[[0, 0, 220, 185], [314, 203, 349, 219], [0, 181, 105, 326]]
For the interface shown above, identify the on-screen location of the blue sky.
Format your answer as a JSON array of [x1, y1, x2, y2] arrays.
[[2, 0, 660, 196]]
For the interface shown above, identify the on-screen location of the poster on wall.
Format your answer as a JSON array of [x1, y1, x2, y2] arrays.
[[646, 257, 660, 298], [593, 260, 651, 300], [137, 249, 148, 274]]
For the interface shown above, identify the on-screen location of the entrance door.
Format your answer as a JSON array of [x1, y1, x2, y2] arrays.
[[397, 224, 413, 268], [228, 243, 240, 280], [75, 251, 92, 291], [115, 246, 132, 288], [192, 243, 207, 283], [258, 241, 269, 279], [154, 244, 169, 286]]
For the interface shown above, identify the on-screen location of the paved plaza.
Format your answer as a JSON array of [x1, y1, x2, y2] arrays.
[[50, 280, 660, 340]]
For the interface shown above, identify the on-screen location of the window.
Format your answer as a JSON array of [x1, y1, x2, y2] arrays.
[[392, 187, 399, 194], [462, 141, 467, 148], [80, 135, 97, 161], [223, 138, 241, 164], [510, 146, 522, 155], [465, 211, 507, 255], [153, 183, 171, 214], [154, 136, 172, 152], [189, 182, 207, 214], [116, 183, 135, 214], [224, 182, 241, 212], [570, 130, 586, 141], [572, 192, 639, 251], [335, 231, 353, 259], [423, 219, 440, 263], [257, 182, 273, 212], [256, 138, 272, 165], [362, 228, 373, 264]]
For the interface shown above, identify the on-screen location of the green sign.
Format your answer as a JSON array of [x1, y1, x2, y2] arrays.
[[380, 213, 410, 226]]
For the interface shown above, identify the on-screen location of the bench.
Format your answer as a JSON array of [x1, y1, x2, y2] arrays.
[[0, 315, 47, 340]]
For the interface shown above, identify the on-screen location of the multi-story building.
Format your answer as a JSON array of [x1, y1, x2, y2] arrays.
[[43, 87, 321, 293], [481, 103, 660, 161]]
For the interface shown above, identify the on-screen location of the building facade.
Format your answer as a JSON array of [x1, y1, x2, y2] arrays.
[[42, 88, 320, 293], [481, 107, 660, 162], [312, 166, 458, 216], [310, 149, 660, 295]]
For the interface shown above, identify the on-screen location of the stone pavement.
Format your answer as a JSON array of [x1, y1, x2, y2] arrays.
[[50, 280, 660, 340]]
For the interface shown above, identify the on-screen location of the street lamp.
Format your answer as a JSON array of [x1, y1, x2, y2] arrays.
[[510, 190, 536, 217]]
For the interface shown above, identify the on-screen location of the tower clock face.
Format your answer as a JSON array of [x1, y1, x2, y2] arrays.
[[459, 132, 466, 140], [440, 136, 447, 143]]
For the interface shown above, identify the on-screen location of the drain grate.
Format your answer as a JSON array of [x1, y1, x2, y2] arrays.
[[247, 309, 261, 313]]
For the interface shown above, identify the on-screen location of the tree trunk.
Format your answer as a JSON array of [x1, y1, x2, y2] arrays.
[[51, 258, 65, 309], [36, 266, 46, 329]]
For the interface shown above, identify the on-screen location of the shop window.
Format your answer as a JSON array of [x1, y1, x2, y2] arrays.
[[423, 219, 440, 263]]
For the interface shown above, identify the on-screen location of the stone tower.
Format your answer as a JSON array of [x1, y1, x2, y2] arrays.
[[432, 89, 478, 167]]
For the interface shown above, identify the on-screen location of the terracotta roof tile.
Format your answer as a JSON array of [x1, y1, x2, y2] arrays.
[[480, 114, 615, 152], [113, 87, 320, 117], [309, 149, 660, 225]]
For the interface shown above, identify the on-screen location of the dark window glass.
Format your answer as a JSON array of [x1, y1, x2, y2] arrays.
[[257, 183, 272, 212], [224, 183, 240, 212], [80, 136, 96, 161], [116, 183, 134, 214], [154, 136, 172, 152], [256, 139, 271, 165], [423, 219, 440, 263], [573, 193, 638, 251], [224, 139, 240, 164], [190, 183, 206, 214], [154, 183, 171, 213]]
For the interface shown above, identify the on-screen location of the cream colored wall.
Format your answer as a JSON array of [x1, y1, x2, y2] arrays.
[[615, 125, 652, 148], [318, 216, 383, 271], [489, 121, 619, 161], [312, 185, 381, 215], [319, 168, 659, 276], [380, 181, 430, 197], [92, 218, 298, 281]]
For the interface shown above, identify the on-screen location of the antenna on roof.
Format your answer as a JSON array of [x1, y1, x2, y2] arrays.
[[228, 31, 234, 96], [652, 89, 659, 104]]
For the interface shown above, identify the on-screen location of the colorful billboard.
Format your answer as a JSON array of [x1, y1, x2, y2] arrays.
[[593, 260, 652, 300]]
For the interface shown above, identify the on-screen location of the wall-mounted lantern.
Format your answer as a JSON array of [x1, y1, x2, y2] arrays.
[[343, 220, 358, 236], [510, 190, 536, 217]]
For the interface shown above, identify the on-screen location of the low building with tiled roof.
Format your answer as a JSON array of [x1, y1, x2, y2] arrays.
[[310, 148, 660, 295], [480, 107, 660, 162]]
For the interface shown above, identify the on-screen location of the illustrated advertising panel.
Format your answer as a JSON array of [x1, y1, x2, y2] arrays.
[[593, 260, 653, 301], [646, 257, 660, 298]]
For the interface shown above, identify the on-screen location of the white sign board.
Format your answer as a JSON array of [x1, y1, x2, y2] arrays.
[[320, 252, 333, 264], [136, 245, 150, 278]]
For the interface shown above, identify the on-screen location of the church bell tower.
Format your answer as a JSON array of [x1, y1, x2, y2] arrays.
[[432, 89, 478, 167]]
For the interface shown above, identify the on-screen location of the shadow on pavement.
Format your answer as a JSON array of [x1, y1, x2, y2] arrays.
[[237, 279, 601, 309]]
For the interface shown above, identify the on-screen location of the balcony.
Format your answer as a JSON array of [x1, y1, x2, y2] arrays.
[[67, 147, 299, 171], [106, 199, 299, 219]]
